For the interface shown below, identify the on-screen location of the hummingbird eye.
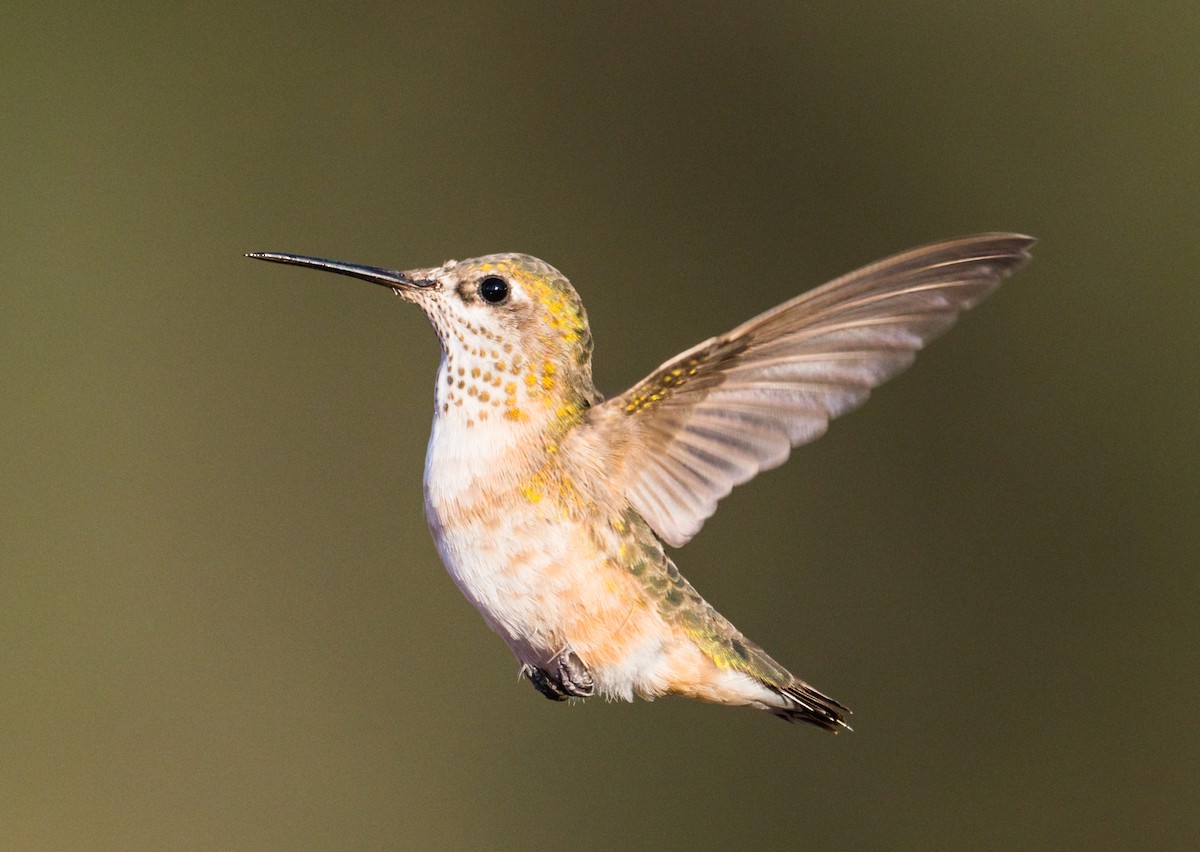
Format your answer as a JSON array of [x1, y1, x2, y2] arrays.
[[478, 276, 510, 304]]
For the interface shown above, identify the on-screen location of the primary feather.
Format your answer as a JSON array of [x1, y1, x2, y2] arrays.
[[582, 233, 1034, 546]]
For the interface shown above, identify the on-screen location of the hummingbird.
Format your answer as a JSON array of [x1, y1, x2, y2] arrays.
[[247, 233, 1033, 731]]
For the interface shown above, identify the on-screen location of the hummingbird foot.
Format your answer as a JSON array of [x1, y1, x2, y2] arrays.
[[556, 649, 595, 697], [524, 650, 595, 701], [527, 666, 570, 701]]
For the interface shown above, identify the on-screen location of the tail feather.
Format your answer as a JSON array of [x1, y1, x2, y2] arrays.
[[768, 681, 852, 732]]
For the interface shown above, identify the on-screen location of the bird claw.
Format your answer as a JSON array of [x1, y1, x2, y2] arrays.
[[527, 668, 570, 701], [557, 649, 595, 697], [525, 650, 595, 701]]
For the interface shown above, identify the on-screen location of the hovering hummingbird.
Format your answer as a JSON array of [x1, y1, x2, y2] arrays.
[[247, 233, 1033, 731]]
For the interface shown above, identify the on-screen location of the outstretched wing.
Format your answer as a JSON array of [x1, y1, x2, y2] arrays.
[[580, 233, 1034, 547]]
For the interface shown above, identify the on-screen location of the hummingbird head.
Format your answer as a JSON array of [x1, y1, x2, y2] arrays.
[[247, 250, 598, 432]]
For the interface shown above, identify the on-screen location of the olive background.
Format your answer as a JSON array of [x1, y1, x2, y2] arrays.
[[3, 3, 1196, 850]]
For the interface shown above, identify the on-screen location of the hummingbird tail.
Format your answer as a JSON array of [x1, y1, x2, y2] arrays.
[[766, 681, 852, 732]]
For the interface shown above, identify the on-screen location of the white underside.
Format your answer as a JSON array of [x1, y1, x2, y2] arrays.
[[421, 358, 784, 710]]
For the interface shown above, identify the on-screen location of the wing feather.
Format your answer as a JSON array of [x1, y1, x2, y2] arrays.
[[578, 233, 1034, 546]]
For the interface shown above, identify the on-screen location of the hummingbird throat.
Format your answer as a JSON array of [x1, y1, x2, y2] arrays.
[[431, 276, 596, 435]]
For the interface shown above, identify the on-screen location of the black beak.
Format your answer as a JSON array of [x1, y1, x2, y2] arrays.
[[244, 252, 436, 291]]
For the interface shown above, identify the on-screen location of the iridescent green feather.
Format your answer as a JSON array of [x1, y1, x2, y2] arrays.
[[616, 510, 794, 688]]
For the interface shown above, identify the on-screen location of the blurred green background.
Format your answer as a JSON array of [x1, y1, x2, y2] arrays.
[[3, 2, 1197, 850]]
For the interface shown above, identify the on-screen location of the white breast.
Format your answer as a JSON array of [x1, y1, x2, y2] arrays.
[[422, 358, 568, 662]]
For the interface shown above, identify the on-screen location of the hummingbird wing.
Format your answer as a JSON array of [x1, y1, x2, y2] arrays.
[[581, 233, 1034, 547]]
